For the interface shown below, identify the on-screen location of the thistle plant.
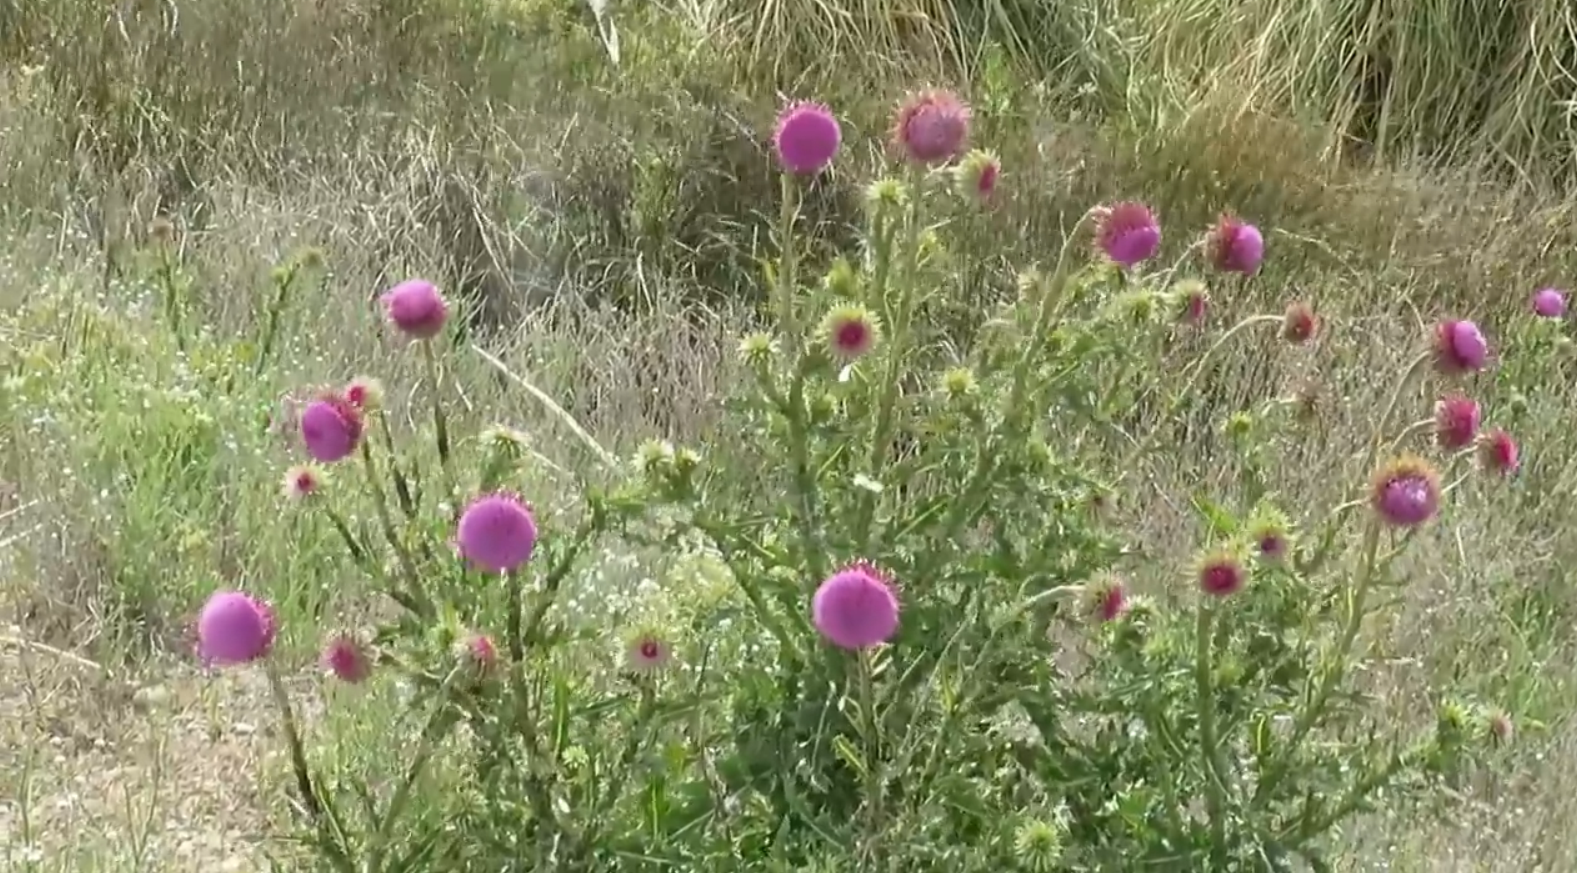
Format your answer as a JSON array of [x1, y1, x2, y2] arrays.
[[184, 86, 1532, 873]]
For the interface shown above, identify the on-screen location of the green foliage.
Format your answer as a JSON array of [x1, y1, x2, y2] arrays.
[[169, 103, 1544, 872]]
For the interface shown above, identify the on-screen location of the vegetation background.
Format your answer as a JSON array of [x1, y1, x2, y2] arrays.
[[2, 0, 1577, 868]]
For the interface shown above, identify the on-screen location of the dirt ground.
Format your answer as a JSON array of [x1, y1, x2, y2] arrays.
[[0, 626, 310, 872]]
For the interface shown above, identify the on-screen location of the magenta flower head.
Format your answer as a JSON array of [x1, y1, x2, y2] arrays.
[[1205, 214, 1264, 275], [1433, 394, 1481, 450], [1196, 551, 1248, 597], [773, 101, 841, 176], [456, 492, 538, 573], [321, 634, 372, 684], [196, 590, 276, 667], [1369, 455, 1442, 527], [1094, 202, 1161, 269], [625, 628, 673, 674], [1281, 302, 1318, 344], [1532, 288, 1566, 318], [1476, 428, 1519, 475], [380, 279, 448, 340], [811, 561, 900, 650], [820, 303, 881, 360], [299, 393, 363, 463], [954, 149, 1000, 202], [1434, 319, 1488, 373], [891, 89, 971, 166]]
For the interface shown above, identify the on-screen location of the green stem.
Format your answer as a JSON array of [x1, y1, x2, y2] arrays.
[[365, 668, 463, 872], [775, 173, 828, 580], [254, 265, 297, 378], [1194, 600, 1229, 864], [265, 662, 322, 820], [359, 439, 430, 619], [854, 178, 924, 551], [1259, 518, 1382, 803], [856, 649, 883, 863], [420, 340, 452, 486]]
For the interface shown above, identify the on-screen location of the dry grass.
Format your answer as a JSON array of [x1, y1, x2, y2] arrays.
[[4, 0, 1577, 868]]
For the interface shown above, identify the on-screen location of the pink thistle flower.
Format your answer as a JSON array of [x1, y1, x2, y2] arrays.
[[379, 279, 448, 340], [1433, 395, 1481, 450], [1281, 302, 1318, 344], [1369, 455, 1442, 527], [891, 89, 971, 166], [820, 304, 881, 360], [625, 629, 673, 674], [1196, 551, 1248, 597], [1476, 428, 1519, 475], [196, 590, 276, 666], [299, 393, 363, 463], [1434, 319, 1488, 374], [1094, 202, 1161, 269], [1205, 214, 1265, 275], [1087, 575, 1128, 622], [321, 634, 372, 684], [811, 561, 900, 650], [1532, 288, 1566, 318], [281, 464, 323, 501], [456, 492, 538, 573], [773, 101, 841, 176]]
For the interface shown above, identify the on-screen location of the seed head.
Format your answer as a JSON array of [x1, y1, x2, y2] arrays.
[[890, 88, 971, 166], [379, 278, 448, 340], [299, 393, 363, 463], [1205, 214, 1265, 275], [820, 304, 881, 360], [1532, 288, 1566, 318], [812, 561, 900, 650], [1433, 395, 1481, 450], [1476, 428, 1519, 475], [281, 464, 324, 501], [1369, 455, 1442, 527], [1196, 550, 1248, 597], [773, 100, 841, 176], [1281, 302, 1318, 344], [456, 492, 539, 573], [321, 634, 372, 684], [1434, 319, 1488, 374], [195, 590, 276, 667], [1094, 202, 1161, 269]]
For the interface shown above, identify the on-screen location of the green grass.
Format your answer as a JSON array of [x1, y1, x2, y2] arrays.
[[2, 0, 1577, 869]]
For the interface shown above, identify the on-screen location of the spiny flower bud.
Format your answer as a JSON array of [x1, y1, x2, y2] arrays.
[[823, 257, 859, 298], [1476, 428, 1519, 475], [1246, 507, 1292, 562], [1085, 574, 1129, 623], [281, 464, 324, 501], [1196, 549, 1248, 597], [864, 178, 908, 215], [954, 149, 1000, 202], [634, 439, 677, 478], [737, 331, 778, 368], [1172, 279, 1208, 324], [344, 376, 385, 412], [1011, 815, 1067, 872], [939, 366, 979, 401], [1433, 394, 1481, 450], [819, 304, 881, 361]]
